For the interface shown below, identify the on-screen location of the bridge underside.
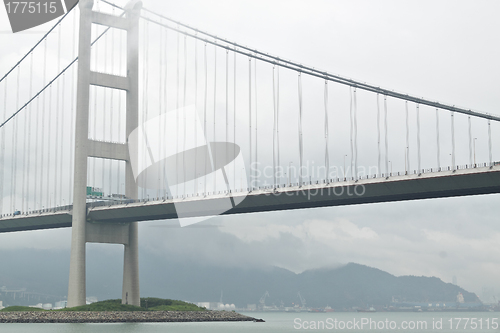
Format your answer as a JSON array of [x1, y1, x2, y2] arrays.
[[1, 165, 499, 233]]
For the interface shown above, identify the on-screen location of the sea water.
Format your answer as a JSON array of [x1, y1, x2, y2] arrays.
[[0, 311, 498, 332]]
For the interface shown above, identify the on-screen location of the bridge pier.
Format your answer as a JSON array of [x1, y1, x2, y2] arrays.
[[67, 0, 142, 308], [122, 222, 140, 305]]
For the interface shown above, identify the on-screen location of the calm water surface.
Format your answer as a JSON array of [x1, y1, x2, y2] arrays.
[[0, 312, 499, 332]]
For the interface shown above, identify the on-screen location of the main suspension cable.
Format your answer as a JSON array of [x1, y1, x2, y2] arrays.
[[129, 3, 500, 122], [0, 8, 126, 129], [0, 8, 74, 84]]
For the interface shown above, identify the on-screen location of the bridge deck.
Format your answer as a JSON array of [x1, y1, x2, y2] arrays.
[[1, 165, 499, 233]]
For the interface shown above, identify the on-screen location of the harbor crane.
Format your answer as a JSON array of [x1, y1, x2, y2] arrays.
[[259, 291, 270, 307], [297, 292, 306, 308]]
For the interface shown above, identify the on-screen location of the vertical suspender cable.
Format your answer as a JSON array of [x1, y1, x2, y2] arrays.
[[376, 94, 381, 176], [139, 21, 146, 199], [143, 21, 150, 199], [25, 53, 34, 211], [44, 64, 50, 209], [468, 116, 472, 165], [111, 7, 117, 199], [21, 58, 31, 211], [416, 104, 421, 172], [102, 37, 108, 199], [16, 67, 27, 212], [451, 112, 455, 170], [35, 91, 40, 209], [297, 72, 303, 186], [404, 101, 409, 172], [213, 43, 217, 193], [272, 66, 277, 188], [109, 37, 115, 198], [194, 37, 198, 194], [384, 95, 389, 176], [349, 87, 354, 178], [0, 77, 6, 214], [436, 108, 441, 169], [69, 9, 76, 203], [248, 58, 251, 190], [60, 72, 65, 206], [183, 35, 187, 196], [12, 66, 20, 212], [58, 35, 65, 204], [110, 25, 116, 198], [40, 39, 47, 209], [276, 64, 280, 185], [254, 57, 258, 189], [58, 24, 65, 206], [225, 50, 229, 191], [157, 30, 162, 197], [324, 80, 329, 183], [163, 28, 168, 197], [488, 119, 492, 166], [54, 23, 61, 207], [92, 27, 98, 192], [175, 28, 180, 196], [46, 86, 52, 207], [203, 43, 208, 195], [233, 47, 237, 190], [20, 73, 27, 211], [353, 87, 358, 180], [19, 79, 26, 212]]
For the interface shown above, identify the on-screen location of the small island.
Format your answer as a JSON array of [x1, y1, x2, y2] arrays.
[[0, 298, 261, 323]]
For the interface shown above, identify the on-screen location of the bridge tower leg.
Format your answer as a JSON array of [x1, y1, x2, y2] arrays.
[[67, 0, 142, 307], [122, 0, 141, 306]]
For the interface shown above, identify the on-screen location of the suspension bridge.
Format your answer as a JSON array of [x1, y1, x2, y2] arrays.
[[0, 0, 498, 307]]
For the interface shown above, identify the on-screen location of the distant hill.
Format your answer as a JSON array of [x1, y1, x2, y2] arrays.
[[141, 262, 479, 309], [0, 249, 479, 309], [294, 264, 480, 309]]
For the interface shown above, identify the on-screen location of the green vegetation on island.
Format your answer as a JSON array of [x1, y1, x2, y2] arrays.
[[0, 298, 206, 312], [0, 306, 46, 312]]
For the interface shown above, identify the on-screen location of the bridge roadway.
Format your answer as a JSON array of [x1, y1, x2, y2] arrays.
[[1, 164, 499, 233]]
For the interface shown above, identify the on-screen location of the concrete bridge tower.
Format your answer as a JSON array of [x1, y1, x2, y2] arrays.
[[67, 0, 142, 307]]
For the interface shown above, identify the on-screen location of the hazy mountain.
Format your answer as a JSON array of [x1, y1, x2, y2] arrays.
[[0, 248, 479, 308]]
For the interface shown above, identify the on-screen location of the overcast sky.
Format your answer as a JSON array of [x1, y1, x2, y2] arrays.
[[1, 0, 500, 302]]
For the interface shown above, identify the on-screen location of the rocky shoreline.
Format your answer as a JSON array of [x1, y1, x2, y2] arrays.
[[0, 311, 261, 323]]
